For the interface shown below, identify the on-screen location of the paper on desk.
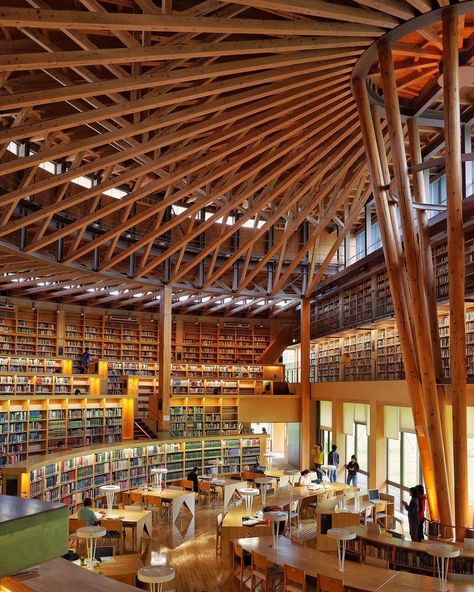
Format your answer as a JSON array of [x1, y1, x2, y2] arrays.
[[99, 557, 115, 563]]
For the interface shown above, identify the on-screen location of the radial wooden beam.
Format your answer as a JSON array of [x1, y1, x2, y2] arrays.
[[0, 7, 385, 36], [443, 9, 468, 534]]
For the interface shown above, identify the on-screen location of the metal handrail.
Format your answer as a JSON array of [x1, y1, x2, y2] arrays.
[[133, 420, 152, 440]]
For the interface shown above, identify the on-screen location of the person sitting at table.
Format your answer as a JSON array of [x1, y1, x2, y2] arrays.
[[78, 497, 105, 526], [251, 460, 265, 474], [187, 466, 199, 493], [298, 469, 311, 486]]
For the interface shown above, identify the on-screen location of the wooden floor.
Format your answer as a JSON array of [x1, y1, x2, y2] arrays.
[[132, 500, 318, 591]]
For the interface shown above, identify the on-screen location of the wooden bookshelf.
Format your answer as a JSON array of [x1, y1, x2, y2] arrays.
[[0, 396, 128, 465], [309, 309, 474, 382], [0, 307, 58, 358], [1, 435, 267, 510], [170, 396, 240, 437], [345, 525, 474, 579]]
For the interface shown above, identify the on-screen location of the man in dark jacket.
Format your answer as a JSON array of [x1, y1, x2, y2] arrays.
[[187, 466, 199, 493], [327, 444, 339, 483]]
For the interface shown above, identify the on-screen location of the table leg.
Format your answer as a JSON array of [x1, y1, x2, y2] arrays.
[[336, 539, 347, 572]]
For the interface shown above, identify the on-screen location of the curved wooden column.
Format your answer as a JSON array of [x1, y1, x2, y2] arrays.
[[443, 9, 468, 533], [352, 77, 439, 521], [376, 41, 452, 527]]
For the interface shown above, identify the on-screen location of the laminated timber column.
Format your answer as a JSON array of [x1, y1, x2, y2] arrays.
[[352, 77, 439, 521], [377, 41, 453, 527], [300, 297, 311, 468], [443, 10, 468, 532], [158, 285, 172, 426], [408, 118, 453, 500], [407, 119, 443, 381]]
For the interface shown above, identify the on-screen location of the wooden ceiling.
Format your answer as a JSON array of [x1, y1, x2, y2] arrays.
[[0, 0, 469, 316]]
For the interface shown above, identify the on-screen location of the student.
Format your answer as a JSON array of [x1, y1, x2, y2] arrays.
[[187, 466, 199, 493], [298, 469, 311, 487], [402, 487, 420, 542], [346, 455, 359, 486], [327, 444, 339, 483], [78, 497, 104, 526], [74, 389, 81, 395], [416, 484, 426, 541], [261, 427, 267, 435], [80, 347, 90, 374], [313, 444, 324, 478], [251, 460, 265, 474]]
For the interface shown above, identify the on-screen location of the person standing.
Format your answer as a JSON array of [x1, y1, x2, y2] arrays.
[[402, 487, 420, 541], [416, 484, 426, 541], [187, 466, 199, 493], [80, 347, 90, 374], [327, 444, 339, 483], [346, 454, 359, 486], [313, 444, 324, 479]]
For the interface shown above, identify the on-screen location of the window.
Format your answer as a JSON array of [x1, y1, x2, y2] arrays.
[[320, 429, 332, 456], [345, 421, 369, 489], [386, 431, 423, 511]]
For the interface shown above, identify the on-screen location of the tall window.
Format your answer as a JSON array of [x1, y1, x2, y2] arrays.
[[345, 421, 369, 490], [386, 431, 422, 511]]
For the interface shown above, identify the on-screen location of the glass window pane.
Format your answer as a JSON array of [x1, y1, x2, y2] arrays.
[[402, 432, 419, 488], [356, 423, 368, 472], [387, 484, 401, 511], [387, 437, 401, 484]]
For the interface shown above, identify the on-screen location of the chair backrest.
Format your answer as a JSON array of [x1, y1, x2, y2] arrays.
[[464, 538, 474, 550], [101, 518, 123, 534], [69, 518, 87, 534], [95, 546, 115, 559], [367, 523, 381, 535], [317, 573, 344, 592], [364, 556, 389, 569], [234, 542, 245, 561], [175, 479, 194, 491], [216, 512, 223, 531], [129, 491, 143, 504], [123, 504, 143, 512], [284, 564, 305, 590], [199, 480, 211, 493], [252, 551, 268, 574], [143, 495, 161, 508]]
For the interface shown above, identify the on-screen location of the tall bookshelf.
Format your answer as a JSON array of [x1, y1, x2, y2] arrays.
[[170, 396, 239, 437], [0, 396, 128, 465], [313, 237, 474, 338], [309, 309, 474, 382], [0, 307, 58, 357], [1, 435, 267, 509]]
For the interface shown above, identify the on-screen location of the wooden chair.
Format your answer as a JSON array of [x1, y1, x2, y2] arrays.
[[286, 500, 301, 531], [101, 518, 124, 554], [129, 490, 143, 505], [233, 543, 251, 591], [216, 512, 223, 556], [174, 479, 194, 491], [284, 564, 306, 592], [364, 556, 389, 569], [199, 480, 218, 506], [316, 574, 344, 592], [251, 551, 283, 592], [68, 519, 87, 551], [143, 495, 170, 523]]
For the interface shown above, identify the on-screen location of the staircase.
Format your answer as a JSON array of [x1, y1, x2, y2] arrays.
[[133, 418, 158, 440]]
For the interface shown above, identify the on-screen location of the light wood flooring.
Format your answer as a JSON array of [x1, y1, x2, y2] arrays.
[[132, 499, 322, 592]]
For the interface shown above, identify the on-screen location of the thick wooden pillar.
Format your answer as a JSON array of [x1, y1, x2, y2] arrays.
[[300, 297, 311, 468], [352, 77, 439, 520], [377, 41, 452, 526], [443, 10, 468, 531], [158, 285, 172, 424], [407, 118, 443, 381]]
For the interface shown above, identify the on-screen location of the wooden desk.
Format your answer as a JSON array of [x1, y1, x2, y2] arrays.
[[382, 571, 474, 591], [316, 495, 378, 551], [0, 557, 142, 592], [199, 478, 248, 511], [132, 488, 195, 523], [237, 536, 399, 591], [88, 554, 144, 587], [70, 508, 152, 552], [221, 504, 272, 561]]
